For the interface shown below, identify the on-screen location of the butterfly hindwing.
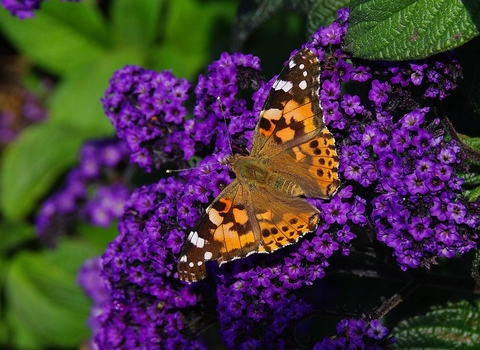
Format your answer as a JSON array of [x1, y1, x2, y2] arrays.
[[267, 129, 340, 198], [251, 190, 320, 253]]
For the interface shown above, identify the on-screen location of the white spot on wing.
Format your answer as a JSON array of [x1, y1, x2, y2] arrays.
[[303, 71, 307, 77], [188, 262, 194, 267], [188, 231, 205, 248], [197, 261, 203, 266], [299, 80, 307, 90], [289, 59, 296, 68], [179, 255, 187, 262], [204, 251, 213, 260], [273, 80, 293, 93], [299, 63, 305, 69]]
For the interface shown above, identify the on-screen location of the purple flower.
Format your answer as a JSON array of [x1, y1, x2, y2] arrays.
[[368, 80, 390, 106], [0, 88, 47, 145], [341, 94, 364, 115], [314, 318, 394, 349]]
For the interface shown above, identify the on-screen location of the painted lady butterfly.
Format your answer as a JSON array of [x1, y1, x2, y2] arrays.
[[178, 48, 340, 282]]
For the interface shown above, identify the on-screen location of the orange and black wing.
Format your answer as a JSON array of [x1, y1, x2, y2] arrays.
[[250, 48, 325, 157]]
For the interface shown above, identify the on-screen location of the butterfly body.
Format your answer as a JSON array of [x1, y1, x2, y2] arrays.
[[229, 154, 304, 196], [178, 49, 340, 282]]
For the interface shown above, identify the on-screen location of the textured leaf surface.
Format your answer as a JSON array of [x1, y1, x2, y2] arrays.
[[345, 0, 480, 60], [394, 300, 480, 348]]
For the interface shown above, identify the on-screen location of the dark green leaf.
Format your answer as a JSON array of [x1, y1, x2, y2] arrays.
[[345, 0, 480, 60], [459, 171, 480, 186], [460, 136, 480, 153], [0, 124, 87, 221], [111, 0, 163, 49], [0, 1, 109, 75], [0, 221, 35, 257], [231, 0, 283, 52], [153, 0, 236, 79], [393, 300, 480, 348], [465, 185, 480, 201], [5, 239, 99, 348]]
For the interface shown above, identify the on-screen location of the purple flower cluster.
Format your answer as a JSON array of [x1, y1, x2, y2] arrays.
[[92, 178, 208, 349], [83, 6, 478, 350], [101, 53, 263, 173], [314, 318, 394, 349], [366, 109, 476, 269], [1, 0, 79, 19], [102, 67, 193, 171], [329, 61, 476, 271], [77, 257, 110, 350], [35, 139, 131, 245], [212, 184, 366, 348]]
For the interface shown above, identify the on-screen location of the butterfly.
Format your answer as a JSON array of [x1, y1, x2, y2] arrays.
[[177, 48, 340, 282]]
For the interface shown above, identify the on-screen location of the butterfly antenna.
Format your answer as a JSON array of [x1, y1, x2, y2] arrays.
[[166, 168, 191, 174], [165, 157, 203, 174], [217, 96, 233, 155]]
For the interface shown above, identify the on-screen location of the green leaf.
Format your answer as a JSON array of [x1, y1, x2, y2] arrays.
[[49, 47, 145, 132], [393, 299, 480, 348], [345, 0, 480, 60], [111, 0, 163, 49], [0, 124, 87, 221], [465, 185, 480, 201], [0, 0, 109, 75], [5, 239, 99, 348], [460, 136, 480, 153], [460, 171, 480, 186], [77, 222, 120, 251]]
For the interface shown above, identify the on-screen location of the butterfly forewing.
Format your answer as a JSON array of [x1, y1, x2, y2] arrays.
[[250, 49, 324, 157]]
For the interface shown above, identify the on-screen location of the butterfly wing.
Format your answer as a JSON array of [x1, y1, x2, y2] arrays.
[[251, 190, 320, 254], [251, 48, 339, 198], [250, 48, 325, 157], [177, 180, 261, 282], [268, 131, 340, 198]]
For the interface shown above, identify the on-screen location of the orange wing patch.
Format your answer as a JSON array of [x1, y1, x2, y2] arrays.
[[256, 198, 320, 253]]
